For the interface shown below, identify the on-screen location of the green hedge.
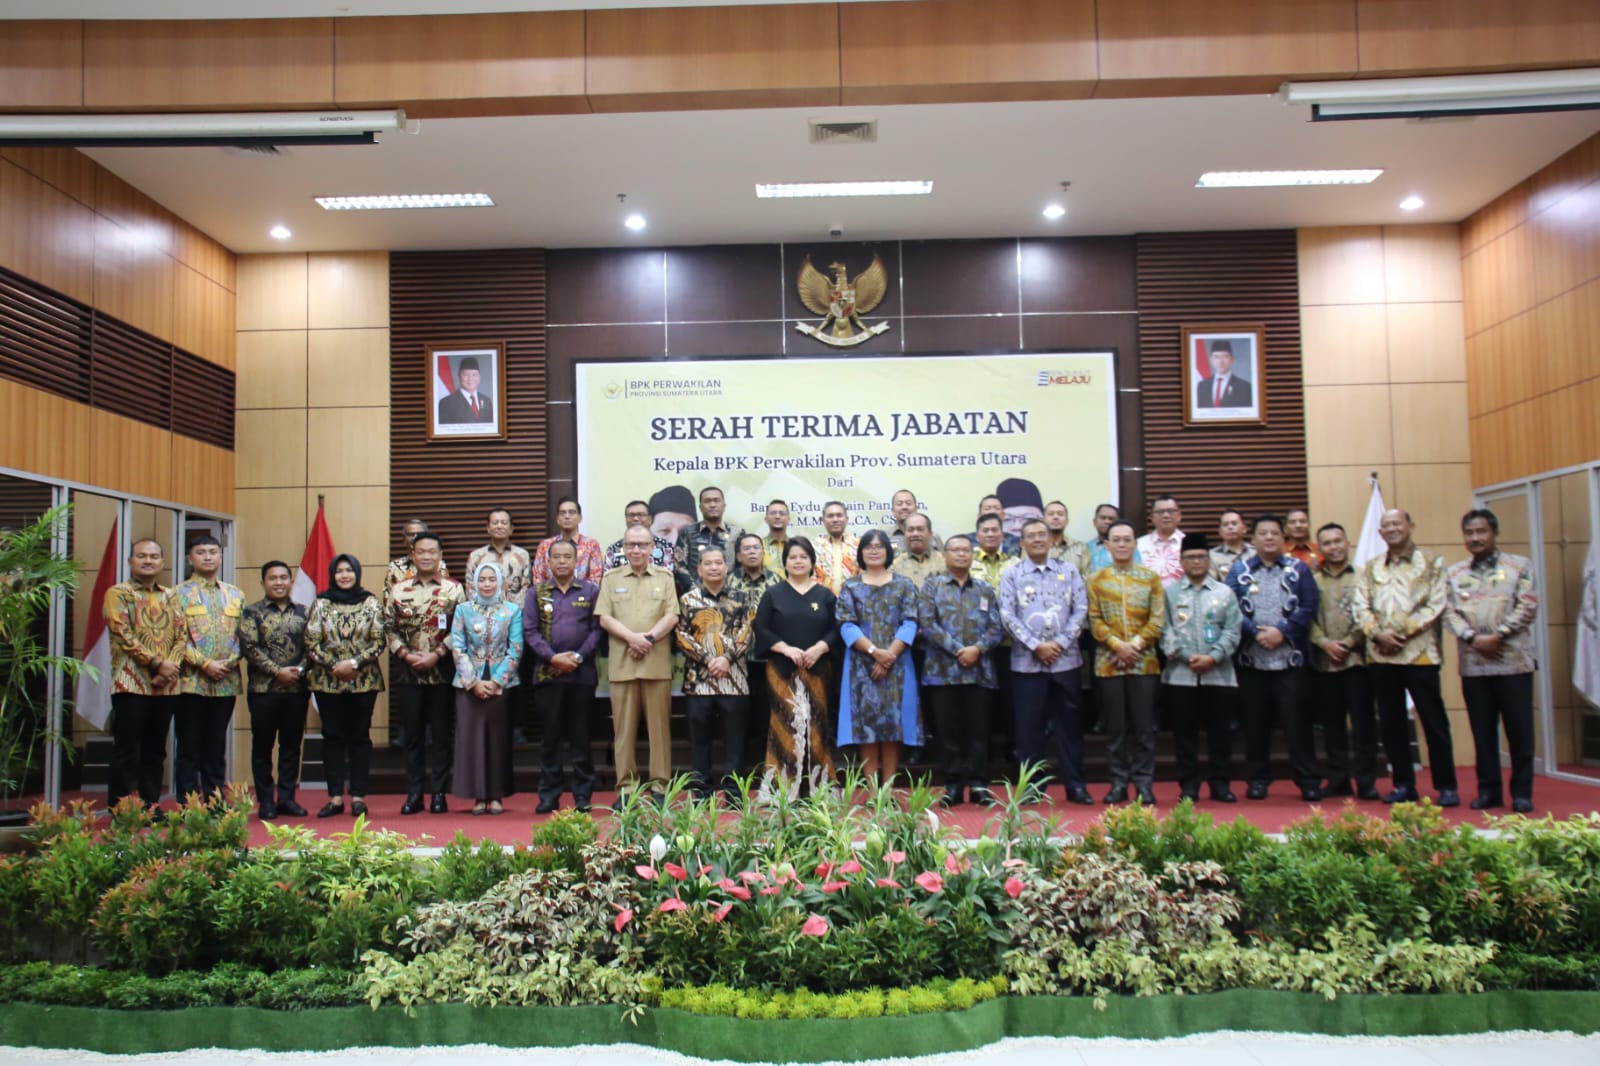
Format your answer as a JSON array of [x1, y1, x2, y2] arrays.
[[2, 991, 1597, 1060]]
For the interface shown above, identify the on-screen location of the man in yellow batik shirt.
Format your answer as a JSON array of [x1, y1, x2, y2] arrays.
[[170, 534, 245, 803], [1087, 520, 1165, 806], [104, 537, 183, 811], [1352, 509, 1459, 807]]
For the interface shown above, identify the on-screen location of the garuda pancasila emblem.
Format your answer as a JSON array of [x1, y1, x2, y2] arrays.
[[795, 253, 890, 348]]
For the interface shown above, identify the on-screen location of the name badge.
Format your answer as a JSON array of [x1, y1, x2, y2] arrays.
[[223, 605, 241, 618], [436, 613, 448, 630], [979, 598, 989, 612], [185, 604, 208, 616]]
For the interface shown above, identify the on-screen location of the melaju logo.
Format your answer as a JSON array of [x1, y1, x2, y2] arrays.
[[1036, 370, 1093, 386]]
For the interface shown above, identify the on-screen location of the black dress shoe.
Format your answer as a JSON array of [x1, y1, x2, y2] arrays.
[[1357, 786, 1382, 801], [1136, 788, 1157, 806], [399, 793, 425, 815], [971, 788, 999, 807], [1179, 791, 1200, 804], [1512, 797, 1534, 813], [1067, 787, 1095, 806], [277, 799, 308, 817], [1382, 787, 1420, 804], [1322, 782, 1354, 797], [430, 793, 448, 814], [350, 799, 368, 818], [1211, 789, 1238, 803], [939, 790, 963, 808], [1469, 793, 1503, 811], [316, 801, 344, 818], [259, 803, 277, 821], [1104, 786, 1128, 805], [535, 800, 559, 814], [1301, 787, 1323, 802], [574, 801, 593, 813], [1437, 789, 1461, 808], [1245, 783, 1268, 801]]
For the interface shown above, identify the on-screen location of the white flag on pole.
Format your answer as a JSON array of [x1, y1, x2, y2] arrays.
[[1353, 472, 1387, 569], [1575, 535, 1600, 710]]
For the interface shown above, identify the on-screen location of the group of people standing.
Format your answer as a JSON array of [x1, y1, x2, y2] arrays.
[[100, 483, 1540, 818]]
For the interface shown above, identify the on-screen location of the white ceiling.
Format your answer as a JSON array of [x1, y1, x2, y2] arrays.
[[76, 94, 1600, 253]]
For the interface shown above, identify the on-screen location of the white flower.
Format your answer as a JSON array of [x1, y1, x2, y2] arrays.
[[926, 809, 939, 833], [649, 834, 668, 864]]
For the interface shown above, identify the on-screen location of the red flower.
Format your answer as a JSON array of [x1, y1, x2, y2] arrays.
[[760, 885, 782, 896], [944, 852, 969, 875], [738, 870, 766, 885], [815, 860, 836, 880], [800, 914, 829, 936], [876, 877, 903, 889], [658, 898, 687, 913], [839, 859, 862, 875], [663, 861, 689, 881], [915, 871, 945, 893], [886, 850, 906, 865], [727, 884, 752, 901], [635, 865, 658, 881], [712, 902, 733, 923], [1004, 876, 1025, 899], [717, 876, 737, 891], [821, 880, 849, 893], [615, 908, 634, 931]]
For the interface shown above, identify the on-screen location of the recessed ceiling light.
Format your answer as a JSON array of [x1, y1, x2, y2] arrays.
[[755, 180, 933, 199], [624, 213, 647, 231], [1195, 169, 1383, 188], [1042, 203, 1066, 220], [268, 224, 291, 240], [1399, 195, 1425, 211], [314, 193, 494, 210]]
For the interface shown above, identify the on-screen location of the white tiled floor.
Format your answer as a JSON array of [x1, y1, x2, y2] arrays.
[[3, 1033, 1599, 1066]]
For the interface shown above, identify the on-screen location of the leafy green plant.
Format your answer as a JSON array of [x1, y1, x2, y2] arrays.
[[92, 851, 233, 972], [211, 855, 320, 970], [0, 961, 361, 1010], [647, 975, 1010, 1018]]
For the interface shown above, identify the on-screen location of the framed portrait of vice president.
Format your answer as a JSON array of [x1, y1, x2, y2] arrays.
[[428, 342, 506, 441], [1182, 324, 1265, 426]]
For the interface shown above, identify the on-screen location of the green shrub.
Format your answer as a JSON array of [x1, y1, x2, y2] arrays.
[[1477, 947, 1600, 991], [212, 855, 320, 970], [0, 854, 30, 962], [527, 809, 599, 874], [648, 975, 1010, 1018], [92, 852, 232, 972], [431, 832, 516, 902], [1078, 800, 1269, 876], [0, 961, 361, 1010]]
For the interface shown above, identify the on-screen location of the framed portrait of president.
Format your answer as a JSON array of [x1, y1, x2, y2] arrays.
[[1182, 324, 1265, 426], [427, 342, 506, 441]]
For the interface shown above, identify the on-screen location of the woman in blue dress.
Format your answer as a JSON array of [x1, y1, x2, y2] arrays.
[[448, 561, 523, 815], [836, 529, 921, 785]]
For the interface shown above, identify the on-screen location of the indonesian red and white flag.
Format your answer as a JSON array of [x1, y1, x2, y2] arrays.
[[291, 501, 336, 609], [434, 353, 455, 409], [76, 519, 118, 731], [1353, 473, 1387, 569]]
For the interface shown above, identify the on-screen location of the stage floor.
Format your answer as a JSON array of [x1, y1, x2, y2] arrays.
[[29, 763, 1597, 848]]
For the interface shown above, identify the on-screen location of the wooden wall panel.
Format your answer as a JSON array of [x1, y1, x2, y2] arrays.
[[1098, 0, 1358, 84], [0, 148, 98, 208], [586, 4, 841, 112], [334, 12, 587, 116], [0, 379, 91, 484], [1137, 230, 1308, 520], [237, 254, 308, 332], [174, 222, 237, 294], [1462, 132, 1600, 486], [1357, 0, 1600, 73], [89, 409, 172, 503], [0, 22, 83, 110], [307, 252, 390, 331], [92, 214, 175, 344], [94, 170, 178, 258], [173, 265, 237, 370], [389, 250, 547, 569], [840, 0, 1097, 105], [171, 436, 235, 516], [82, 18, 336, 110], [0, 159, 96, 307]]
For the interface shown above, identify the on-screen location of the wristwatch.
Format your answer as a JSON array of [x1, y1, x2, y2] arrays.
[[572, 652, 584, 664]]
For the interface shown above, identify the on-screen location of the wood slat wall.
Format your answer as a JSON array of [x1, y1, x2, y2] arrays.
[[1135, 231, 1308, 524], [389, 250, 548, 570]]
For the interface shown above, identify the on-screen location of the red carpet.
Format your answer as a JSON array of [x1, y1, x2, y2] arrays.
[[30, 767, 1598, 848]]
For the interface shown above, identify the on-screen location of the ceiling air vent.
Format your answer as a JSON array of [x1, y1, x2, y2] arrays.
[[809, 120, 877, 145]]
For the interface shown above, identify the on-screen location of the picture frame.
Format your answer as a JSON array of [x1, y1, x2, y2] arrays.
[[427, 342, 507, 441], [1181, 324, 1265, 426]]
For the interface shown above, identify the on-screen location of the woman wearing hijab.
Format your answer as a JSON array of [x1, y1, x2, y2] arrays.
[[304, 554, 385, 817], [449, 561, 523, 815]]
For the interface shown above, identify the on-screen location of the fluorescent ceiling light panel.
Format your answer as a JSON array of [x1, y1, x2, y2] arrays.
[[755, 180, 933, 199], [315, 193, 494, 210], [1283, 68, 1600, 120], [1196, 169, 1383, 188]]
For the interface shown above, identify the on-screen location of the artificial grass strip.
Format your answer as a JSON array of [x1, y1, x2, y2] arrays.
[[4, 992, 1598, 1059]]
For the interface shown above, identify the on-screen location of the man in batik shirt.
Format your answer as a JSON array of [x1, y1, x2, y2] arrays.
[[104, 537, 182, 810], [1310, 522, 1378, 800], [676, 546, 754, 798], [1352, 508, 1459, 807], [1445, 508, 1540, 813], [1087, 521, 1165, 805], [386, 531, 466, 814], [1043, 500, 1090, 576], [920, 534, 1002, 806], [531, 497, 605, 585], [171, 534, 245, 802], [814, 500, 860, 595], [603, 499, 676, 573], [240, 560, 309, 819], [675, 486, 745, 592], [386, 517, 449, 591]]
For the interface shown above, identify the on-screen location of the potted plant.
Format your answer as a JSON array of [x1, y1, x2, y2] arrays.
[[0, 503, 90, 840]]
